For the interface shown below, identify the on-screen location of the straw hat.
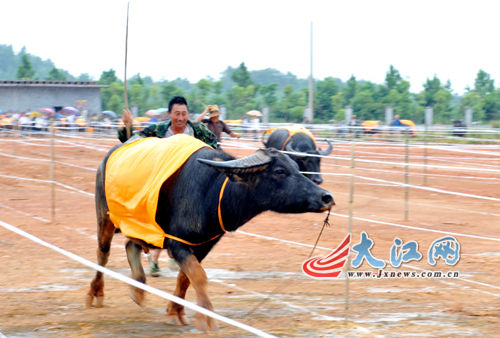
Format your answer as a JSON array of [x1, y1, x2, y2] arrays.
[[207, 105, 220, 118]]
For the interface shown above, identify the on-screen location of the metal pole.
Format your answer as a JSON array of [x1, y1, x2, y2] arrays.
[[345, 140, 355, 322], [308, 21, 314, 122], [423, 125, 428, 186], [124, 2, 131, 139], [404, 128, 409, 221], [50, 120, 56, 223]]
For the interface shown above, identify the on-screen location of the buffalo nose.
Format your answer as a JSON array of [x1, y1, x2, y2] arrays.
[[322, 193, 335, 206]]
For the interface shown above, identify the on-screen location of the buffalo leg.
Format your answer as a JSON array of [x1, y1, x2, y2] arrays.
[[86, 217, 115, 308], [166, 269, 190, 325], [125, 239, 147, 306], [178, 255, 217, 332]]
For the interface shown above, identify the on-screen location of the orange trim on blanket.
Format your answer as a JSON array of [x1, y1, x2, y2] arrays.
[[264, 126, 316, 150], [218, 177, 229, 232]]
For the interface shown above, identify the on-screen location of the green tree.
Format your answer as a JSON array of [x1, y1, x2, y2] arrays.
[[146, 84, 162, 109], [417, 76, 453, 123], [474, 70, 498, 121], [160, 82, 185, 107], [99, 69, 119, 85], [380, 66, 414, 120], [343, 75, 357, 107], [352, 82, 379, 121], [77, 73, 93, 81], [274, 84, 306, 122], [231, 62, 253, 87], [107, 94, 123, 115], [46, 67, 67, 81], [196, 78, 213, 104], [314, 77, 340, 122], [260, 83, 278, 107], [101, 82, 124, 112], [16, 54, 35, 80], [129, 83, 145, 113], [226, 85, 258, 119]]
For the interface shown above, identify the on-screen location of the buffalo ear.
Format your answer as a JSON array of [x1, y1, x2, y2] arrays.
[[197, 149, 272, 182]]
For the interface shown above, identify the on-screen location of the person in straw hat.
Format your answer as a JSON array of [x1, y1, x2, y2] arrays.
[[196, 104, 240, 142]]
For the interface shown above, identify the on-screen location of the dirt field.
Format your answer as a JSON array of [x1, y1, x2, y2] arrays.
[[1, 131, 499, 337]]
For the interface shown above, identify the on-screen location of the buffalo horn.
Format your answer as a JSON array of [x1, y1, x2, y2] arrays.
[[285, 140, 306, 158], [198, 149, 272, 175], [318, 139, 333, 156]]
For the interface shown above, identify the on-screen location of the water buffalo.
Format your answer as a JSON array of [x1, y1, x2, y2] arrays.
[[264, 127, 333, 185], [86, 135, 334, 332]]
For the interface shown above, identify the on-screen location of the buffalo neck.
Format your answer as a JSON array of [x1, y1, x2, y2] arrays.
[[216, 175, 264, 232]]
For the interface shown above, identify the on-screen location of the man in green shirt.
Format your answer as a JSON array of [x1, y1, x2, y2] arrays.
[[118, 96, 218, 149]]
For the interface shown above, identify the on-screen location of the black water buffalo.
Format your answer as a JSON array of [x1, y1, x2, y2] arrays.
[[86, 136, 334, 332], [264, 128, 333, 185]]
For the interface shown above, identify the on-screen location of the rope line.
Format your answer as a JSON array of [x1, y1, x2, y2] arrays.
[[0, 219, 275, 338]]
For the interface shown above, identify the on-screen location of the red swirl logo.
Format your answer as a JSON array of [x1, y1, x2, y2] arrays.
[[302, 233, 351, 279]]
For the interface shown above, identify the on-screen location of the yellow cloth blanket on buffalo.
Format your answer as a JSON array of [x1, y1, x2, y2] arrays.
[[105, 134, 210, 248], [264, 126, 316, 150]]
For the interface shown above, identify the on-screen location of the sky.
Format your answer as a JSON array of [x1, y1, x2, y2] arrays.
[[1, 0, 499, 94]]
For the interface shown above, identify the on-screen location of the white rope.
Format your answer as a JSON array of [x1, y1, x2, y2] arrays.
[[0, 219, 275, 338], [331, 212, 500, 242]]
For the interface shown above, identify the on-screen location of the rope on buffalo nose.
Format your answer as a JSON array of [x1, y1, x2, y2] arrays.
[[309, 208, 331, 258], [244, 209, 332, 318]]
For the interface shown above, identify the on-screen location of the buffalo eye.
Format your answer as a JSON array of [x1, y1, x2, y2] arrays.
[[273, 167, 288, 178]]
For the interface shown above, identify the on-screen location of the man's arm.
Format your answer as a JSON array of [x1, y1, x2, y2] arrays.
[[117, 109, 135, 143], [195, 106, 209, 122], [222, 121, 240, 138]]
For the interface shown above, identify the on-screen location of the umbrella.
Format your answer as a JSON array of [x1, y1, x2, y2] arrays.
[[145, 109, 159, 116], [62, 106, 79, 115], [155, 108, 168, 114], [102, 110, 117, 118], [40, 108, 55, 115], [246, 110, 263, 117]]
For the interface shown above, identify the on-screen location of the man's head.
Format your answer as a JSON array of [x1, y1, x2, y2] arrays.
[[168, 96, 189, 132], [207, 105, 220, 122], [394, 114, 400, 120]]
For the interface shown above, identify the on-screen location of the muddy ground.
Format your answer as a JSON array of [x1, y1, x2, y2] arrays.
[[0, 132, 499, 337]]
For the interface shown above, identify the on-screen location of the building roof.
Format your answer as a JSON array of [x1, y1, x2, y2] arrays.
[[0, 80, 107, 88]]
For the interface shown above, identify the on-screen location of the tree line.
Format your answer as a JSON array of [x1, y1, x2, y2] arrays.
[[4, 44, 500, 125]]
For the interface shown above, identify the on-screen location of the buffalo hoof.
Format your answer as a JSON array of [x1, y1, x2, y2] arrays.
[[166, 302, 188, 325], [84, 293, 93, 308], [95, 296, 104, 308], [129, 287, 144, 306], [166, 313, 189, 326], [195, 313, 218, 333], [85, 293, 104, 308]]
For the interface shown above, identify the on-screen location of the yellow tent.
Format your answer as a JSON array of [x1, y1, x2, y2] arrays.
[[400, 119, 417, 135], [361, 120, 380, 133]]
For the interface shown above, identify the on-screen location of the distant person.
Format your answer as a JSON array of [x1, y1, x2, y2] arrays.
[[390, 114, 403, 127], [348, 114, 361, 138], [241, 115, 249, 137], [250, 116, 260, 140], [18, 113, 31, 135], [195, 104, 240, 142]]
